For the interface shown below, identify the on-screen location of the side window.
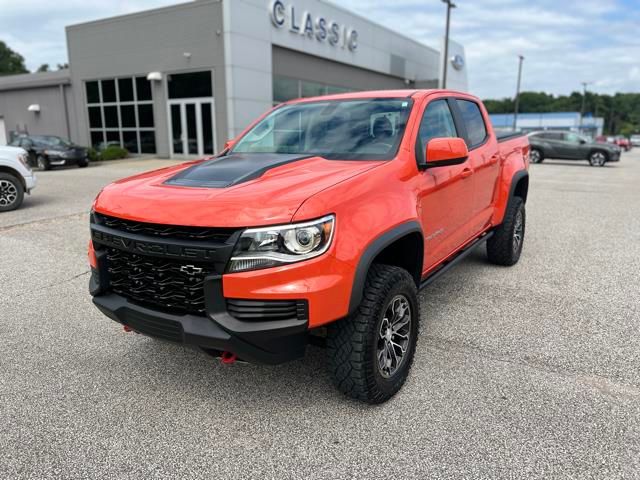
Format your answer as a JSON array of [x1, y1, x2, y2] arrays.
[[565, 133, 580, 143], [418, 99, 457, 151], [455, 99, 487, 147]]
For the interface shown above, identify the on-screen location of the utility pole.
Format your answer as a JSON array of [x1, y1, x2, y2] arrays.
[[441, 0, 456, 88], [579, 81, 591, 132], [512, 55, 524, 131]]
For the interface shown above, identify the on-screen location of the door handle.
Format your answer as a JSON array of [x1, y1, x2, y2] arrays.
[[461, 168, 473, 178]]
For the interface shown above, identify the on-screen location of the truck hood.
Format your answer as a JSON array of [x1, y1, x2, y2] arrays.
[[94, 153, 382, 227]]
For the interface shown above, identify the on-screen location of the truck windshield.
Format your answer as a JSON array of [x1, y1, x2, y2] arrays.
[[232, 98, 413, 160]]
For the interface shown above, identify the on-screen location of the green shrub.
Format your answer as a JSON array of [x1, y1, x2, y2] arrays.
[[99, 146, 129, 161], [88, 147, 99, 162]]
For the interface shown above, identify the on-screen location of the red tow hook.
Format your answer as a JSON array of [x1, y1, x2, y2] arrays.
[[220, 351, 237, 365], [123, 325, 133, 333]]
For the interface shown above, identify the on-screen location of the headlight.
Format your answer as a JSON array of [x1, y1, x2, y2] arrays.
[[44, 149, 65, 157], [228, 215, 335, 273], [17, 153, 31, 171]]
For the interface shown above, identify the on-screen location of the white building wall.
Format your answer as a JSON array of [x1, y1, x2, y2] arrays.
[[438, 38, 468, 92], [223, 0, 461, 138]]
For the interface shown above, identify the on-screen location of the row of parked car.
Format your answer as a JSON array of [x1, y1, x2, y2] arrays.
[[0, 135, 91, 211], [526, 130, 631, 167], [595, 135, 639, 152]]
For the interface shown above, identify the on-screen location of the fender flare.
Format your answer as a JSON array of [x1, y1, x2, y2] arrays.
[[348, 220, 423, 314], [508, 169, 529, 204]]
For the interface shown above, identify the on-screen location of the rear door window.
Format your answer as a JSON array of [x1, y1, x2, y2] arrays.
[[455, 99, 487, 148]]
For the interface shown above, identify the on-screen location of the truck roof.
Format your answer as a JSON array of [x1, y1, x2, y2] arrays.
[[286, 89, 478, 104]]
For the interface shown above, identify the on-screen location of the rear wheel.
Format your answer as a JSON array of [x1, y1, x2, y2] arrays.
[[529, 148, 544, 164], [327, 264, 419, 404], [0, 173, 24, 212], [589, 151, 607, 167], [37, 155, 51, 171], [487, 196, 525, 266]]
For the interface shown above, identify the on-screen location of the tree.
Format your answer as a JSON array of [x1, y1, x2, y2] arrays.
[[483, 90, 640, 135], [37, 63, 50, 72], [57, 63, 69, 70], [0, 41, 29, 76]]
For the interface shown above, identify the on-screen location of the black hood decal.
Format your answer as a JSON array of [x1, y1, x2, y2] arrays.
[[164, 153, 312, 188]]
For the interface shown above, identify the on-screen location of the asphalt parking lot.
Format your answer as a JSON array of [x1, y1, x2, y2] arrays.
[[1, 153, 639, 479]]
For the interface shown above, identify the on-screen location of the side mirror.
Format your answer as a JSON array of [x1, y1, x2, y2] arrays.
[[424, 137, 469, 168]]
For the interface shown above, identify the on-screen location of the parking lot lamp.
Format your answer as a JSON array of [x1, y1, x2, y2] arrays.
[[441, 0, 456, 88], [579, 81, 591, 132], [512, 55, 524, 131]]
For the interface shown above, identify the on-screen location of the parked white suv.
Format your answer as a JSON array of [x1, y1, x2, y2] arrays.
[[630, 135, 640, 147], [0, 145, 37, 211]]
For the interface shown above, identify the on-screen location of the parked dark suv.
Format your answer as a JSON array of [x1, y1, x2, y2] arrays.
[[527, 131, 620, 167], [10, 135, 89, 170]]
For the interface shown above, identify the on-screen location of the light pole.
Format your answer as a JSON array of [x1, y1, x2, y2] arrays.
[[579, 81, 591, 132], [512, 55, 524, 131], [441, 0, 456, 88]]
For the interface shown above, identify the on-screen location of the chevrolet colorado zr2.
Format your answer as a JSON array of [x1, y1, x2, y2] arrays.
[[89, 89, 530, 403]]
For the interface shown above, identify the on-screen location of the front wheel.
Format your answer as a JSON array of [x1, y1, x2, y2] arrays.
[[37, 155, 51, 171], [77, 157, 89, 168], [0, 173, 25, 212], [589, 151, 607, 167], [327, 264, 419, 404], [487, 196, 525, 266]]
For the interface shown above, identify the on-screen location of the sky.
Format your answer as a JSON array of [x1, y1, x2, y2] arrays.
[[1, 0, 639, 99]]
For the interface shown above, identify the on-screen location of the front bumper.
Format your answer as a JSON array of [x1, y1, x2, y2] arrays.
[[91, 271, 308, 364], [609, 151, 621, 162], [24, 173, 37, 193], [49, 154, 87, 166]]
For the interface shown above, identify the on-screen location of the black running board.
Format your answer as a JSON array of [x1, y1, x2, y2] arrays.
[[419, 231, 493, 290]]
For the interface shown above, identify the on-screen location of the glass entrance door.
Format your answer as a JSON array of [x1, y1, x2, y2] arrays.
[[168, 99, 216, 157]]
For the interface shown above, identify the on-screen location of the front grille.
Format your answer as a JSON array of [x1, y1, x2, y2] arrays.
[[105, 247, 215, 315], [95, 213, 238, 243], [227, 299, 308, 322]]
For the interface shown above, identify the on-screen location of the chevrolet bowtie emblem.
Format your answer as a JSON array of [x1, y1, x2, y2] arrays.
[[180, 265, 203, 276]]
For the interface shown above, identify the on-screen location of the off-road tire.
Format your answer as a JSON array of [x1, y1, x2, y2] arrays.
[[37, 155, 51, 171], [487, 196, 525, 266], [327, 264, 419, 404], [0, 173, 25, 212]]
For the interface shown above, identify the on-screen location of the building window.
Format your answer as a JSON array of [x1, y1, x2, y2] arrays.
[[168, 71, 212, 99], [85, 76, 156, 154], [272, 76, 356, 105]]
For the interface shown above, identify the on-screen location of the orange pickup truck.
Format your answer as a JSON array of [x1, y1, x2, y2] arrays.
[[89, 89, 529, 403]]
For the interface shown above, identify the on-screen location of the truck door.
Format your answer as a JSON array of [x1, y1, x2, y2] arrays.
[[452, 99, 500, 232], [414, 98, 476, 272]]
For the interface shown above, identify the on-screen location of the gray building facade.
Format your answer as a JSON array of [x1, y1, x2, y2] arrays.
[[0, 0, 468, 158]]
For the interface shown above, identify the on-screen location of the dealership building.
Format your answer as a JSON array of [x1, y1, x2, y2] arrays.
[[0, 0, 468, 158], [490, 112, 605, 138]]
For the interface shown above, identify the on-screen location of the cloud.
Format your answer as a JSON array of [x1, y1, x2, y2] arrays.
[[1, 0, 639, 98], [340, 0, 640, 98]]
